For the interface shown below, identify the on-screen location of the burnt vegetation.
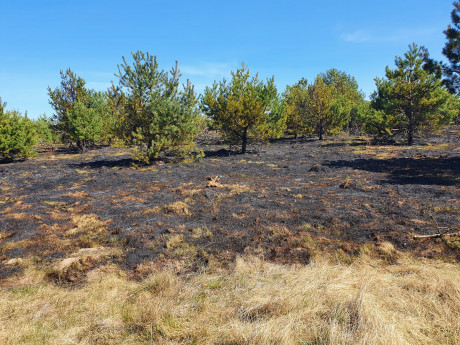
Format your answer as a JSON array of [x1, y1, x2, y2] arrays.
[[1, 126, 459, 282]]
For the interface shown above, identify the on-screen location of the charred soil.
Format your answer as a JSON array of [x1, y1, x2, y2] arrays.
[[1, 128, 459, 281]]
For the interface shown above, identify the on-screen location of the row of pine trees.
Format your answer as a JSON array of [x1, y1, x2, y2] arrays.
[[1, 3, 459, 161]]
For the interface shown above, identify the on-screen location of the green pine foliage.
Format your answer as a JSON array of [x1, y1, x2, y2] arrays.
[[282, 78, 310, 138], [305, 76, 337, 140], [48, 69, 112, 151], [201, 63, 285, 154], [108, 51, 201, 163], [67, 103, 103, 151], [372, 43, 457, 144], [361, 108, 404, 139], [319, 69, 367, 133], [48, 69, 88, 144], [283, 70, 366, 139], [443, 1, 460, 95], [0, 98, 37, 160], [33, 114, 58, 145]]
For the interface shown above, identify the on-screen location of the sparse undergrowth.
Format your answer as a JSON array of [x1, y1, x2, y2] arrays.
[[1, 246, 459, 345]]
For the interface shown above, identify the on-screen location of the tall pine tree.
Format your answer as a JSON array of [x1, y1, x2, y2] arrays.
[[305, 76, 336, 140], [372, 44, 456, 145], [443, 1, 460, 95]]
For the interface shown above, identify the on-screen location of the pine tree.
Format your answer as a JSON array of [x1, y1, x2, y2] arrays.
[[372, 44, 456, 144], [0, 98, 37, 160], [443, 1, 460, 94], [305, 76, 336, 140], [108, 51, 200, 163], [319, 69, 366, 133], [48, 69, 88, 145], [48, 70, 111, 151], [201, 63, 284, 153], [282, 78, 310, 138], [33, 114, 58, 145]]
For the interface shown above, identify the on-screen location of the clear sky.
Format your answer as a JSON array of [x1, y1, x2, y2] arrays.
[[0, 0, 454, 118]]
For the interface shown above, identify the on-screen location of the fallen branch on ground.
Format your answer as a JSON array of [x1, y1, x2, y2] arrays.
[[413, 232, 460, 239]]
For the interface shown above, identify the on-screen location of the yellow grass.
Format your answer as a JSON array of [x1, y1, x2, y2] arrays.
[[353, 143, 459, 159], [66, 214, 109, 236], [162, 201, 191, 216], [65, 191, 90, 199], [1, 246, 459, 345]]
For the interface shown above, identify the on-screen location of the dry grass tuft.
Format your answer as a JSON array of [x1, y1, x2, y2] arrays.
[[1, 251, 459, 344], [6, 212, 29, 220], [206, 176, 251, 196], [191, 227, 213, 239], [41, 200, 67, 207], [65, 191, 90, 199], [0, 197, 12, 205], [162, 201, 191, 216], [66, 214, 108, 236], [0, 239, 30, 253], [46, 247, 122, 283]]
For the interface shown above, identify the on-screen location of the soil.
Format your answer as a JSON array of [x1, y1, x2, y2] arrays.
[[1, 128, 459, 280]]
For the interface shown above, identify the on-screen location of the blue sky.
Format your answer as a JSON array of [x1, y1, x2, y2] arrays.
[[0, 0, 454, 118]]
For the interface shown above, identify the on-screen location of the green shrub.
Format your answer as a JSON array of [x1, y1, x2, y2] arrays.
[[108, 51, 201, 163], [33, 114, 58, 145], [0, 99, 37, 160]]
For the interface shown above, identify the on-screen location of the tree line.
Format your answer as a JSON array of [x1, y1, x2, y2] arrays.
[[1, 2, 459, 161]]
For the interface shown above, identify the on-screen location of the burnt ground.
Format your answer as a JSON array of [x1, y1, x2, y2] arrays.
[[1, 128, 459, 281]]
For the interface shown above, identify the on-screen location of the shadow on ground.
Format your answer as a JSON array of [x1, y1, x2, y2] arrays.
[[69, 158, 135, 169], [327, 156, 460, 186]]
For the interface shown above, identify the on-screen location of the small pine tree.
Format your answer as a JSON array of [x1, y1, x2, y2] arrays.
[[372, 43, 457, 144], [319, 69, 366, 133], [48, 69, 88, 145], [282, 78, 310, 138], [48, 70, 111, 151], [305, 77, 336, 140], [202, 63, 285, 153], [0, 98, 37, 160], [33, 114, 58, 145], [108, 51, 201, 163]]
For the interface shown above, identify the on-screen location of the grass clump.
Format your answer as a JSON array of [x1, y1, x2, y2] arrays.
[[162, 201, 191, 216]]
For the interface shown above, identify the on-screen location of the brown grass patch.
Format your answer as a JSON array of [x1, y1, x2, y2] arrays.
[[162, 201, 191, 216], [65, 191, 90, 198], [47, 247, 122, 283], [0, 197, 12, 205], [41, 200, 67, 207], [0, 239, 30, 253], [206, 176, 252, 196], [6, 212, 29, 220], [66, 214, 109, 236], [114, 195, 145, 203]]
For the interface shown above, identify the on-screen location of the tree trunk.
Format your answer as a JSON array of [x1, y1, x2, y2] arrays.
[[407, 74, 414, 146], [241, 127, 248, 154], [77, 140, 85, 152], [318, 125, 323, 140], [408, 112, 414, 145]]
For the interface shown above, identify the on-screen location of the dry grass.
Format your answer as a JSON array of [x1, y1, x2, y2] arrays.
[[162, 201, 191, 216], [65, 191, 90, 199], [66, 214, 109, 236], [352, 143, 459, 159], [1, 245, 459, 345]]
